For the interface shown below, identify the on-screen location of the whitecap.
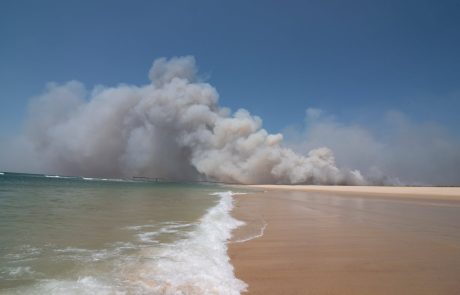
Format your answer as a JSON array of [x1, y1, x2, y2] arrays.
[[5, 245, 41, 260], [137, 232, 161, 244], [7, 266, 35, 277]]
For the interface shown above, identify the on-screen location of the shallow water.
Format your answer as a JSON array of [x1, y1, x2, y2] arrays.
[[0, 172, 246, 294]]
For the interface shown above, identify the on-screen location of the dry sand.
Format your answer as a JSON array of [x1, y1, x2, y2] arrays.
[[250, 185, 460, 200], [229, 186, 460, 295]]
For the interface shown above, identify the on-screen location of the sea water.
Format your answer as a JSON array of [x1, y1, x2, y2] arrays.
[[0, 172, 247, 294]]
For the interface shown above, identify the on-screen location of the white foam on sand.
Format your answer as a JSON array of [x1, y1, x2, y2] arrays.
[[132, 191, 247, 294], [232, 220, 268, 244]]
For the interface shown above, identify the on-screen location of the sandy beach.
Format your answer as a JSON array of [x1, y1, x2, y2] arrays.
[[229, 186, 460, 295]]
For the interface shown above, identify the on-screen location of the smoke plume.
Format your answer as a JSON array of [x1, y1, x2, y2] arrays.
[[284, 108, 460, 186], [1, 56, 366, 185]]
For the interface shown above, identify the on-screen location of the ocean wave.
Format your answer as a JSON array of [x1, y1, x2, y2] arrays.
[[44, 175, 78, 179], [129, 191, 247, 294], [4, 245, 41, 261], [81, 177, 96, 181], [53, 244, 136, 263], [137, 232, 161, 244], [4, 277, 119, 295], [124, 221, 194, 231], [127, 222, 195, 244], [0, 266, 39, 280], [2, 192, 246, 295], [81, 177, 129, 182]]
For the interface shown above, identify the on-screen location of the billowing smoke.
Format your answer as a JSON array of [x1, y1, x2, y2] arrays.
[[2, 56, 367, 185], [284, 108, 460, 186]]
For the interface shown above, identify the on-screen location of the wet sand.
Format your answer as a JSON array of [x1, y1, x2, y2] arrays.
[[229, 186, 460, 295]]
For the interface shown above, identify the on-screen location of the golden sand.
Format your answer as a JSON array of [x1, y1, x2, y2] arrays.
[[229, 186, 460, 295]]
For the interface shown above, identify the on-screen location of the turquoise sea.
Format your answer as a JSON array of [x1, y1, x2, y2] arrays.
[[0, 172, 247, 294]]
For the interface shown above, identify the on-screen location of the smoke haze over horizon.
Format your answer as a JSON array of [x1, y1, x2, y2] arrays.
[[1, 56, 459, 185], [285, 108, 460, 186]]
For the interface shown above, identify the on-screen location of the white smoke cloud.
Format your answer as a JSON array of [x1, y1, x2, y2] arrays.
[[284, 108, 460, 186], [0, 56, 366, 185]]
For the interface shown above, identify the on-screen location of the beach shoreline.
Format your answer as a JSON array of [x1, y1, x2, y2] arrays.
[[229, 185, 460, 295], [247, 185, 460, 201]]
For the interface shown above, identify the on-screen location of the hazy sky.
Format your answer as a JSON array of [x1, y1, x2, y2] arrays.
[[1, 0, 459, 136], [1, 0, 460, 184]]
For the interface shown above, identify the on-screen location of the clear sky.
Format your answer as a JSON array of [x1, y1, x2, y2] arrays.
[[1, 0, 459, 136]]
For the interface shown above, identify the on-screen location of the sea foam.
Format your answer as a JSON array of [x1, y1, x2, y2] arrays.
[[132, 191, 247, 294]]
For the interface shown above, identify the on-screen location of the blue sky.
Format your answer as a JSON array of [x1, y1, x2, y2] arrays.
[[1, 0, 460, 137]]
